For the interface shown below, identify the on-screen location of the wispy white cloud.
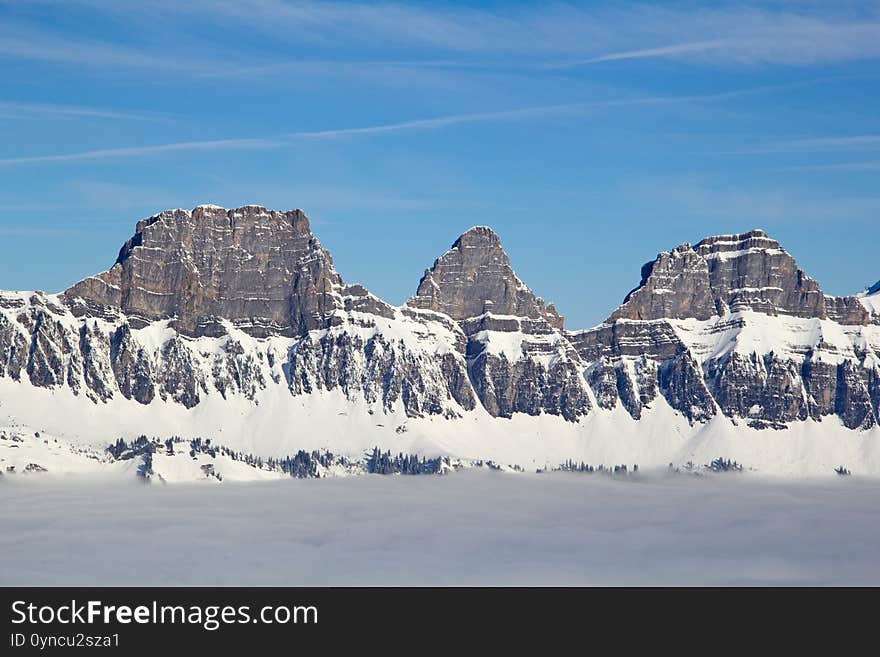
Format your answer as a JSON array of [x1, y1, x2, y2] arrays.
[[0, 100, 168, 122], [771, 135, 880, 150], [2, 1, 880, 74], [0, 137, 279, 166], [286, 104, 587, 140], [0, 104, 587, 165], [709, 133, 880, 155], [770, 160, 880, 172], [0, 29, 243, 75], [0, 87, 799, 167], [550, 40, 732, 67]]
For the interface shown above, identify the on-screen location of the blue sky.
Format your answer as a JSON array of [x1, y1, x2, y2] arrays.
[[1, 0, 879, 328]]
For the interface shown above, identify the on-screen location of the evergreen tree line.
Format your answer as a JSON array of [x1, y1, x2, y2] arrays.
[[107, 435, 155, 460], [707, 457, 743, 472], [107, 436, 522, 479], [366, 447, 447, 475], [542, 460, 639, 475], [267, 450, 342, 478]]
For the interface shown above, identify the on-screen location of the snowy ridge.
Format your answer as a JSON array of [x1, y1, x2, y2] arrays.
[[858, 284, 880, 315]]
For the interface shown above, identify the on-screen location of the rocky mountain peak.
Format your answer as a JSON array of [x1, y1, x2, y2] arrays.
[[64, 204, 345, 338], [693, 228, 774, 252], [407, 226, 563, 329], [609, 228, 870, 325], [452, 225, 503, 250]]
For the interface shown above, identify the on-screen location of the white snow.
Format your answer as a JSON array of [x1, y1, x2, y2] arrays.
[[700, 247, 785, 261], [669, 309, 880, 365], [4, 378, 880, 480], [858, 291, 880, 315]]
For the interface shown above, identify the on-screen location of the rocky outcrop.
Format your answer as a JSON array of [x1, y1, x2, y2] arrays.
[[612, 229, 870, 325], [79, 321, 114, 403], [64, 205, 345, 338], [407, 226, 590, 421], [703, 352, 807, 427], [611, 244, 716, 321], [0, 310, 28, 380], [658, 352, 716, 424], [286, 326, 475, 418], [409, 226, 564, 328], [211, 339, 266, 401], [109, 324, 155, 405]]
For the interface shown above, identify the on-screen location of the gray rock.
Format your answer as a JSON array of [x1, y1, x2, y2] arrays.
[[802, 356, 837, 421], [408, 226, 589, 421], [615, 356, 657, 420], [612, 229, 869, 324], [0, 312, 28, 380], [211, 339, 266, 401], [703, 351, 808, 425], [834, 360, 875, 430], [158, 336, 205, 409], [408, 226, 563, 328], [612, 244, 716, 321], [26, 308, 72, 390], [79, 322, 114, 402], [286, 329, 474, 418], [568, 320, 686, 362], [658, 352, 716, 424], [587, 358, 619, 410], [109, 324, 156, 404], [64, 205, 344, 338]]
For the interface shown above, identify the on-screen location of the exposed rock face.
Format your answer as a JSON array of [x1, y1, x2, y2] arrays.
[[703, 352, 807, 427], [211, 339, 266, 401], [79, 322, 114, 403], [658, 352, 716, 424], [407, 226, 590, 421], [612, 230, 870, 325], [286, 326, 476, 418], [1, 210, 877, 438], [612, 245, 717, 321], [409, 226, 564, 329], [109, 324, 155, 404], [64, 205, 344, 338], [0, 309, 29, 380], [615, 356, 658, 420]]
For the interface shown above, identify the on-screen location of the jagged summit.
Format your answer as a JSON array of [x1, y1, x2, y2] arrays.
[[64, 205, 344, 338], [694, 228, 772, 248], [451, 225, 502, 248], [610, 228, 869, 325], [407, 226, 563, 329]]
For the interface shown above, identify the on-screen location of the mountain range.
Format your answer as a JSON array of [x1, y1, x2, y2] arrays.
[[2, 204, 879, 477]]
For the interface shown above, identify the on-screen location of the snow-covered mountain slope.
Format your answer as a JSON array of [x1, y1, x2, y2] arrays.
[[858, 281, 880, 315], [2, 208, 879, 478]]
